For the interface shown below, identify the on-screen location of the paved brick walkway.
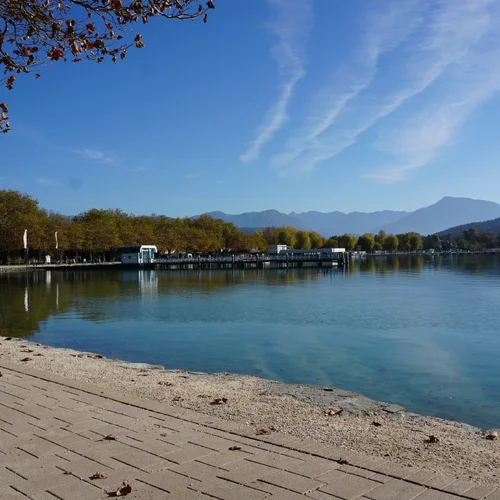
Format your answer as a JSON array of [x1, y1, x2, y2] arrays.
[[0, 360, 498, 500]]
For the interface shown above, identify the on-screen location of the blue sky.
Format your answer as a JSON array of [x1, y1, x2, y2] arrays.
[[2, 0, 500, 217]]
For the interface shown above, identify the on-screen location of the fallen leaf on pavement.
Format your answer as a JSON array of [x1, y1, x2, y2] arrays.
[[486, 431, 498, 441], [4, 337, 12, 340], [427, 435, 440, 443], [197, 394, 210, 398], [211, 397, 228, 405], [20, 349, 34, 353], [324, 407, 343, 416], [338, 459, 349, 465], [257, 427, 275, 435], [116, 481, 132, 496], [158, 381, 172, 386], [372, 421, 382, 427], [104, 434, 117, 441], [172, 396, 184, 402], [20, 357, 32, 362], [323, 387, 334, 392], [228, 445, 242, 451], [34, 353, 43, 356], [90, 472, 106, 479]]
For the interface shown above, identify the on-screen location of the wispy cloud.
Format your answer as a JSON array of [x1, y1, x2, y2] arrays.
[[35, 177, 57, 186], [239, 0, 313, 163], [272, 0, 500, 179], [75, 148, 116, 164], [270, 0, 427, 172]]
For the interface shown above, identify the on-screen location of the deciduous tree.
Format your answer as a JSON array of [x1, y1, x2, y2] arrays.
[[337, 234, 357, 251], [294, 230, 311, 250], [357, 233, 375, 252], [0, 0, 214, 132]]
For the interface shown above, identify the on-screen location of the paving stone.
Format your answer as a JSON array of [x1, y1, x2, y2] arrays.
[[46, 474, 108, 500], [414, 491, 467, 500], [118, 434, 181, 457], [442, 479, 475, 495], [364, 479, 427, 500], [0, 487, 28, 500], [167, 461, 224, 482], [246, 451, 305, 470], [307, 491, 345, 500], [266, 488, 311, 499], [320, 474, 381, 499], [162, 444, 215, 465], [188, 434, 245, 451], [291, 438, 330, 453], [196, 448, 251, 469], [259, 469, 325, 494], [407, 469, 439, 485], [463, 484, 498, 500], [136, 468, 199, 492], [484, 490, 500, 500], [424, 474, 457, 490], [9, 470, 75, 499], [287, 457, 341, 478], [110, 448, 172, 472], [316, 469, 348, 483], [218, 461, 279, 484], [195, 478, 270, 500]]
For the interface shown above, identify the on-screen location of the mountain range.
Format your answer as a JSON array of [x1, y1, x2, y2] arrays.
[[439, 216, 500, 238], [204, 197, 500, 236]]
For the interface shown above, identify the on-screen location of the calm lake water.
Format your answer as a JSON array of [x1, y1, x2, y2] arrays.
[[1, 255, 499, 429]]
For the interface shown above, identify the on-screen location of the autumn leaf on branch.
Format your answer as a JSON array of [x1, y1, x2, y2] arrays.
[[0, 0, 215, 132]]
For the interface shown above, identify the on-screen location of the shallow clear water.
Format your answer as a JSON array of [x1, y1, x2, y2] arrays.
[[1, 254, 499, 429]]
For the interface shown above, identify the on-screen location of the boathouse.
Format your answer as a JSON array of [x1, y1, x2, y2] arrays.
[[118, 245, 157, 265]]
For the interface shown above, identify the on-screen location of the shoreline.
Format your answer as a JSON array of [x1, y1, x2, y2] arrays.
[[1, 336, 499, 486]]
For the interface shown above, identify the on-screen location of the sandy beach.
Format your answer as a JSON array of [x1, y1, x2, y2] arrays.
[[0, 336, 498, 486]]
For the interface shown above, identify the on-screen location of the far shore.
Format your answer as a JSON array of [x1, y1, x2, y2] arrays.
[[0, 336, 498, 486]]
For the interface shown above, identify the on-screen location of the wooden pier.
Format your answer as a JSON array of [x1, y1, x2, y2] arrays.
[[152, 252, 347, 270]]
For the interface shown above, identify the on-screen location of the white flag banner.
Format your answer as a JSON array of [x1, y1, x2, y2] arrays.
[[55, 231, 58, 250], [23, 229, 28, 250]]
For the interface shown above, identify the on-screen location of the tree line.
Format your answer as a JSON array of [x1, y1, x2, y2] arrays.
[[1, 190, 499, 264]]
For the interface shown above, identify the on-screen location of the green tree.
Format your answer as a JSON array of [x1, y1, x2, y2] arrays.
[[295, 230, 312, 250], [277, 227, 296, 247], [375, 230, 387, 247], [357, 233, 376, 252], [457, 239, 469, 250], [0, 190, 42, 262], [323, 237, 339, 248], [383, 234, 399, 251], [409, 233, 423, 251], [309, 231, 324, 249], [338, 234, 358, 251]]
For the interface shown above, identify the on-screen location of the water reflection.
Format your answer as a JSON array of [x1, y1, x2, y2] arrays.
[[1, 255, 499, 429]]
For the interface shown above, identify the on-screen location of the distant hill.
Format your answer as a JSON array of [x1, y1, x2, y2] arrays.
[[205, 209, 407, 236], [203, 197, 500, 237], [377, 197, 500, 236], [206, 210, 305, 230], [438, 217, 500, 238]]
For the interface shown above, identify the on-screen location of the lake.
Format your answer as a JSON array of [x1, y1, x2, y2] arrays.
[[1, 254, 499, 429]]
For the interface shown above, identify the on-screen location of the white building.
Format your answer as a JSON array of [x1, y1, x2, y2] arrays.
[[267, 244, 288, 254], [118, 245, 157, 265]]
